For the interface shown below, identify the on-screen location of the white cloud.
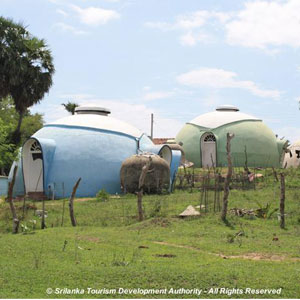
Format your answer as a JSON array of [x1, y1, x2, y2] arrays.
[[146, 10, 230, 46], [53, 22, 89, 35], [59, 93, 94, 100], [70, 4, 120, 26], [143, 91, 174, 101], [177, 68, 281, 99], [226, 0, 300, 49], [179, 31, 211, 46], [175, 11, 209, 30], [146, 1, 300, 50], [56, 8, 68, 17]]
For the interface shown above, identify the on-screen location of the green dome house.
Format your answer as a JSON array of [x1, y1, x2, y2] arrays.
[[175, 105, 287, 168]]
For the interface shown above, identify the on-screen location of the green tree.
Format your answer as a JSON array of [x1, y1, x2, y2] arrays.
[[0, 17, 54, 144], [62, 101, 79, 115], [0, 97, 44, 174], [0, 118, 16, 175]]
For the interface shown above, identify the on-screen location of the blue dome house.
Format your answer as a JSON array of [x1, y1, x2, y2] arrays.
[[9, 106, 181, 199]]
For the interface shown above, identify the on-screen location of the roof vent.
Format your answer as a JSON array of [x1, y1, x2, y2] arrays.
[[75, 106, 111, 116], [216, 105, 239, 112]]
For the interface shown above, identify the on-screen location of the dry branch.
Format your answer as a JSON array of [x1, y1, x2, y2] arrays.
[[7, 166, 19, 234], [221, 133, 235, 222], [69, 178, 81, 227], [280, 173, 285, 229], [137, 157, 152, 222]]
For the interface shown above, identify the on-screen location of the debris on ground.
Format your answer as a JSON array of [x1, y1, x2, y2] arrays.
[[154, 254, 176, 258], [179, 205, 200, 217]]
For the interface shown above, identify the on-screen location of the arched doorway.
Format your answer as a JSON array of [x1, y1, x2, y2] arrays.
[[201, 133, 216, 168], [22, 139, 44, 193]]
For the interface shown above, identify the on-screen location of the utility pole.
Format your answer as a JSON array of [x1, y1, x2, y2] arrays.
[[150, 113, 154, 140]]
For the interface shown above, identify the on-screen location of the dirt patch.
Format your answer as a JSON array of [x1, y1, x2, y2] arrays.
[[138, 245, 149, 249], [153, 241, 300, 262], [75, 198, 94, 202]]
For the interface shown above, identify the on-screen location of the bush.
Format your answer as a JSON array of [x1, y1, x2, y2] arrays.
[[96, 189, 109, 202]]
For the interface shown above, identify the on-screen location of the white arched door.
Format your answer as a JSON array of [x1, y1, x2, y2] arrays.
[[22, 139, 44, 193], [201, 133, 216, 168]]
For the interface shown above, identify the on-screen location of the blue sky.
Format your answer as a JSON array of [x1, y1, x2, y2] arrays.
[[2, 0, 300, 141]]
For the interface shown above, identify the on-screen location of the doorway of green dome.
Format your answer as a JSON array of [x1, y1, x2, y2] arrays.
[[201, 132, 216, 168]]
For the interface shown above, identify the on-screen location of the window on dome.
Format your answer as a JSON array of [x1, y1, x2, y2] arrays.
[[203, 134, 216, 142], [30, 141, 42, 160], [30, 141, 41, 152]]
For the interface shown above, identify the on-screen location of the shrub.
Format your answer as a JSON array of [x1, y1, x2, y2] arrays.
[[96, 189, 109, 202]]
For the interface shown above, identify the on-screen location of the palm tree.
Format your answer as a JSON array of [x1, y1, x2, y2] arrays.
[[62, 101, 79, 115], [0, 17, 55, 144]]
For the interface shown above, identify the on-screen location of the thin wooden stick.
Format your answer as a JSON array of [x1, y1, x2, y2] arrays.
[[280, 173, 285, 229], [69, 178, 81, 227], [221, 133, 235, 222], [137, 157, 152, 222], [7, 166, 19, 234]]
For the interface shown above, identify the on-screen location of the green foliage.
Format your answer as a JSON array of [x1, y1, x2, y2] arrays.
[[0, 118, 16, 171], [62, 101, 79, 115], [0, 16, 54, 143], [254, 200, 279, 219], [0, 97, 43, 173], [96, 189, 110, 202]]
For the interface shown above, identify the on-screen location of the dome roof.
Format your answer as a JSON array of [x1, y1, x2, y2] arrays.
[[290, 140, 300, 147], [189, 105, 260, 129], [46, 107, 142, 138]]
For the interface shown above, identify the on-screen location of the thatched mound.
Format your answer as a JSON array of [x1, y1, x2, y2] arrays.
[[120, 154, 170, 194]]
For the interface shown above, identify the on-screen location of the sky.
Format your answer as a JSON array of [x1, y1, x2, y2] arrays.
[[1, 0, 300, 142]]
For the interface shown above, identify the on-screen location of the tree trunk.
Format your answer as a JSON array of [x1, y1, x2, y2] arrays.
[[7, 166, 19, 233], [280, 173, 285, 229], [136, 157, 152, 222], [41, 197, 46, 229], [221, 133, 235, 222], [69, 178, 81, 227], [12, 111, 24, 145]]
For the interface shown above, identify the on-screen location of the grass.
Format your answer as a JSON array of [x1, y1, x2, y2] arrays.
[[0, 168, 300, 298]]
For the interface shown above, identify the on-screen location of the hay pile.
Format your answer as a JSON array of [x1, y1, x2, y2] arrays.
[[120, 154, 170, 194]]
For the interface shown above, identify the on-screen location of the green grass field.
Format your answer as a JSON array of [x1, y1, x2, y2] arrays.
[[0, 168, 300, 298]]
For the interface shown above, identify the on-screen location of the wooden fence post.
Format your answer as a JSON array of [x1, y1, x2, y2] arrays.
[[69, 178, 81, 227], [137, 157, 152, 222], [7, 166, 19, 234], [280, 173, 285, 229], [221, 133, 235, 222], [41, 197, 46, 229]]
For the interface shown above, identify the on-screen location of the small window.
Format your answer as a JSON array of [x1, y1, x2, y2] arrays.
[[204, 134, 216, 142], [30, 141, 41, 153]]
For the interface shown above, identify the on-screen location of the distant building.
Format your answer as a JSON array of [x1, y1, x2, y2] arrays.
[[283, 141, 300, 168], [175, 105, 287, 168], [152, 138, 174, 145], [9, 106, 181, 199]]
